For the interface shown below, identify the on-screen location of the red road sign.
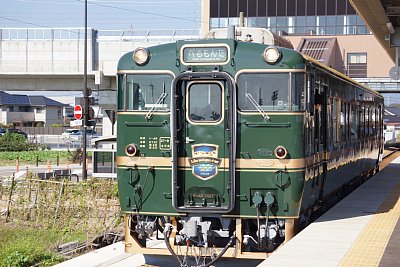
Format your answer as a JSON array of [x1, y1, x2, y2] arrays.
[[74, 105, 83, 120]]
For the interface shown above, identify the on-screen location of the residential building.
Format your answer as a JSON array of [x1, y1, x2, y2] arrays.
[[384, 107, 400, 130], [0, 91, 66, 126]]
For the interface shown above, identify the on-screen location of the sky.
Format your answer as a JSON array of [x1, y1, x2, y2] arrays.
[[2, 0, 400, 105], [0, 0, 200, 30], [2, 0, 201, 103]]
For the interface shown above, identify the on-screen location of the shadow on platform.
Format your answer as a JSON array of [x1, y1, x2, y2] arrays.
[[316, 161, 400, 223]]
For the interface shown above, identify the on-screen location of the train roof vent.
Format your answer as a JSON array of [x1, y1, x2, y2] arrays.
[[297, 38, 337, 64]]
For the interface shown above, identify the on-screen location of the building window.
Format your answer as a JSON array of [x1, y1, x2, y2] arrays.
[[19, 106, 32, 112], [347, 53, 367, 78], [57, 108, 62, 119], [209, 0, 370, 35]]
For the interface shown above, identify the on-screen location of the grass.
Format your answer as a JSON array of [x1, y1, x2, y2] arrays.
[[0, 150, 92, 166], [0, 223, 86, 267]]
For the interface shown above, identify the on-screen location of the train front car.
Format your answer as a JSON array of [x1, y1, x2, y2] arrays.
[[116, 38, 308, 264]]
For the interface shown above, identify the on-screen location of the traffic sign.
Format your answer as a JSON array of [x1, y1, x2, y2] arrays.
[[74, 105, 83, 120], [70, 119, 82, 126]]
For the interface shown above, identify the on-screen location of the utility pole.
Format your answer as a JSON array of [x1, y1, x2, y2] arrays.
[[82, 0, 88, 180]]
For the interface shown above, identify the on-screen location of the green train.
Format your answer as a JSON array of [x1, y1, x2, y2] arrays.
[[116, 27, 384, 265]]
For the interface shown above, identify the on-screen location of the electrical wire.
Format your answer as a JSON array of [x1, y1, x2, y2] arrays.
[[74, 0, 201, 24]]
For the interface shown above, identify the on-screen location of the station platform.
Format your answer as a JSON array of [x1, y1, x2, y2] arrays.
[[55, 156, 399, 267], [259, 156, 400, 267]]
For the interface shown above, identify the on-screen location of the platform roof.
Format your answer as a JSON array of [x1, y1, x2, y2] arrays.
[[350, 0, 400, 64]]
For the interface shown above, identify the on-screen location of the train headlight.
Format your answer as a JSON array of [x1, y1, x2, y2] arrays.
[[133, 47, 150, 65], [263, 47, 281, 64], [125, 144, 138, 156], [274, 146, 288, 159]]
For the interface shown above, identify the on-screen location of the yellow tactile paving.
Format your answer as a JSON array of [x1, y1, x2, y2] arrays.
[[338, 181, 400, 267]]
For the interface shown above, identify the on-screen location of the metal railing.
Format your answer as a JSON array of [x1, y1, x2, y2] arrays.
[[0, 28, 199, 42], [355, 77, 400, 92]]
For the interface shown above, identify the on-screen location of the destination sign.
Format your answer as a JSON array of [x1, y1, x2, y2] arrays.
[[183, 46, 228, 64]]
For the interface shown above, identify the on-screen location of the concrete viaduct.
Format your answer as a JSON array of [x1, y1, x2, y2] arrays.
[[0, 28, 199, 132]]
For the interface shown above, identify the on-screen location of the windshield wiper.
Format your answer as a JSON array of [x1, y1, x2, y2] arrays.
[[245, 93, 271, 121], [145, 82, 168, 120]]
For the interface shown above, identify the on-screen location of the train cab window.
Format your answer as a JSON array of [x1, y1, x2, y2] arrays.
[[187, 82, 222, 123], [237, 72, 305, 111], [122, 74, 172, 111]]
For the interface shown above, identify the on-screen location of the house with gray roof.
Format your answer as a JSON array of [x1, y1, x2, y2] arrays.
[[0, 91, 66, 126]]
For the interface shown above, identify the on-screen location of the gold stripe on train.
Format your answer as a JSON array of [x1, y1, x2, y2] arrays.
[[117, 156, 308, 169]]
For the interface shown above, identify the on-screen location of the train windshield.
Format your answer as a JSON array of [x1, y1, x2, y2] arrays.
[[188, 82, 222, 122], [119, 74, 172, 111], [237, 72, 305, 111]]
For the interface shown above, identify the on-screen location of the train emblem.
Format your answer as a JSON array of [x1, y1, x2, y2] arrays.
[[189, 144, 221, 180]]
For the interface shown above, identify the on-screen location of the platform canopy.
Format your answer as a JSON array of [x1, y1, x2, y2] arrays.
[[350, 0, 400, 64]]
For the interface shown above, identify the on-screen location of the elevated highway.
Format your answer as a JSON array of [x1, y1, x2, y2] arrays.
[[0, 28, 199, 92]]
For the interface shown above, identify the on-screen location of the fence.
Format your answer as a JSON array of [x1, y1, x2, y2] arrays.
[[19, 126, 102, 136], [20, 126, 67, 135], [0, 174, 121, 237]]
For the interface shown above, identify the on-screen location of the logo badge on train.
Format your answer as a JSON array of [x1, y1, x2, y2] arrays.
[[189, 144, 222, 180]]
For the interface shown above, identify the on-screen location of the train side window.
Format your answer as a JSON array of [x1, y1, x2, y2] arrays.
[[371, 107, 376, 136], [340, 101, 347, 142], [350, 105, 358, 140], [327, 98, 333, 148], [366, 107, 371, 136], [359, 106, 365, 138], [291, 73, 305, 111], [306, 73, 315, 115], [332, 98, 340, 144]]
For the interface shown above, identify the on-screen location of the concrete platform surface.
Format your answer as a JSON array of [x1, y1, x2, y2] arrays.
[[258, 156, 400, 267]]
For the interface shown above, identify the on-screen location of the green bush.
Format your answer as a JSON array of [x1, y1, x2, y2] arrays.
[[67, 149, 92, 163], [0, 151, 70, 165], [3, 251, 35, 267], [0, 226, 80, 267], [0, 132, 37, 152]]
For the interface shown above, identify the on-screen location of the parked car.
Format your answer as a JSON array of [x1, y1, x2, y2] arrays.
[[61, 128, 80, 138], [65, 129, 100, 141], [0, 128, 28, 138]]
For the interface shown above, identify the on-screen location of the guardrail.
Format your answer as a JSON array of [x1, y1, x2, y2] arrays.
[[28, 134, 99, 150], [0, 28, 199, 42]]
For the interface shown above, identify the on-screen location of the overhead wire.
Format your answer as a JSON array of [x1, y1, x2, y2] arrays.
[[74, 0, 201, 24], [1, 0, 217, 31]]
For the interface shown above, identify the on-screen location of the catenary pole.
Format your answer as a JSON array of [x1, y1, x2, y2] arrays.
[[82, 0, 88, 180]]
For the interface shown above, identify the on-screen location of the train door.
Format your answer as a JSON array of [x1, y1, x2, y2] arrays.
[[171, 73, 236, 213]]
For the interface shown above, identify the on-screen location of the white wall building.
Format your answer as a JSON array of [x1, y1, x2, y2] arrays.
[[0, 92, 66, 126]]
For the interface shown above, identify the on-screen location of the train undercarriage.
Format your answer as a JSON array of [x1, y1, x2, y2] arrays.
[[124, 214, 298, 267]]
